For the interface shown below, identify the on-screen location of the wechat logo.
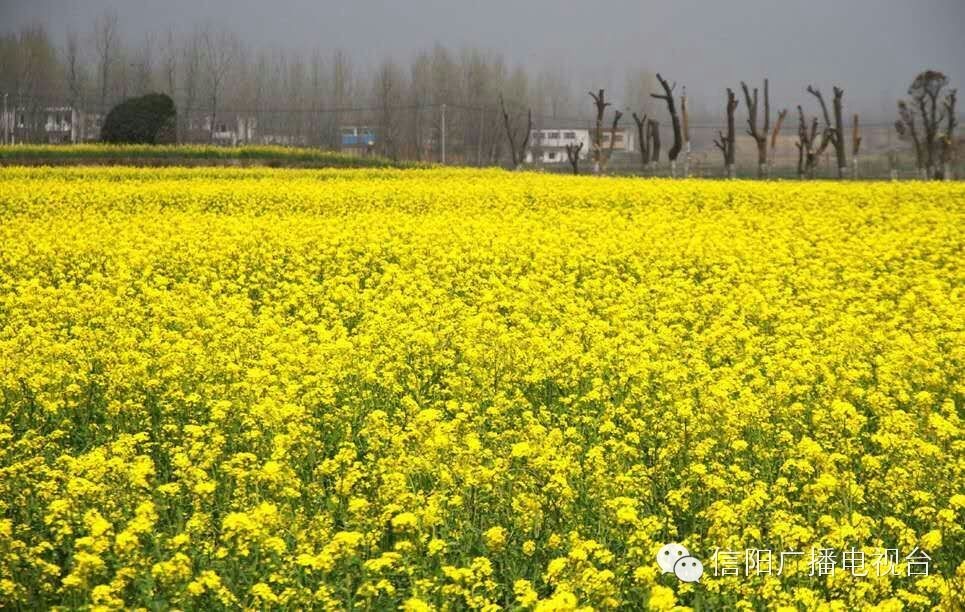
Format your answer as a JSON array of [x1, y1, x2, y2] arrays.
[[657, 543, 704, 583]]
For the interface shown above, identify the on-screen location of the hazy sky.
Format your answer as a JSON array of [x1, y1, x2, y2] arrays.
[[3, 0, 963, 119]]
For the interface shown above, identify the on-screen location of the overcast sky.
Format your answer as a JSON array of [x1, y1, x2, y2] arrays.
[[2, 0, 963, 119]]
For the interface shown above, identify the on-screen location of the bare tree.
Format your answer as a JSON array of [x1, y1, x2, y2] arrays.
[[307, 49, 326, 147], [741, 79, 780, 178], [632, 112, 649, 173], [713, 88, 739, 178], [180, 31, 202, 142], [200, 25, 237, 143], [536, 63, 572, 120], [806, 85, 847, 178], [588, 89, 623, 174], [897, 72, 960, 180], [160, 29, 177, 99], [63, 30, 86, 141], [795, 107, 811, 179], [93, 8, 118, 112], [8, 25, 60, 142], [132, 33, 155, 96], [285, 53, 307, 145], [895, 101, 924, 177], [588, 89, 610, 174], [795, 105, 831, 179], [650, 73, 683, 176], [64, 30, 84, 107], [330, 50, 352, 150], [898, 70, 953, 179], [498, 94, 532, 169], [373, 59, 405, 159], [408, 51, 432, 160], [831, 87, 847, 178], [565, 141, 583, 175], [463, 49, 492, 165]]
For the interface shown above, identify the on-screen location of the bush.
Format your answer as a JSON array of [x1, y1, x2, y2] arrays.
[[101, 93, 177, 144]]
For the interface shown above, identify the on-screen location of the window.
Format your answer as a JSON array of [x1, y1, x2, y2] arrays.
[[614, 133, 624, 143], [563, 131, 576, 139], [548, 152, 557, 160], [547, 131, 560, 139], [341, 127, 356, 136]]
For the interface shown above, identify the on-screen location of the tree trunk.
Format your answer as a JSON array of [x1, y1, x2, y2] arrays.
[[649, 120, 661, 165], [650, 74, 682, 163], [633, 112, 649, 174], [832, 87, 847, 178], [589, 89, 610, 175]]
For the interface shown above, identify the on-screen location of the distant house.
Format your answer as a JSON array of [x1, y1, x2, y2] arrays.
[[524, 124, 635, 164], [202, 114, 257, 146], [2, 106, 101, 144], [340, 126, 376, 154]]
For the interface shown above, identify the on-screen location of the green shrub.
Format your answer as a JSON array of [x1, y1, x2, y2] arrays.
[[101, 93, 177, 144]]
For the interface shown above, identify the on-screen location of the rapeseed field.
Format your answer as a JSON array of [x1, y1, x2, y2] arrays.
[[0, 167, 962, 610]]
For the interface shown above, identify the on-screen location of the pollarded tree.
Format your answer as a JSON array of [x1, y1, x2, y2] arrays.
[[741, 79, 785, 178], [588, 89, 623, 174], [807, 84, 847, 178], [632, 112, 649, 173], [713, 88, 739, 178], [895, 101, 925, 178], [795, 105, 831, 179], [565, 141, 583, 175], [650, 74, 683, 176]]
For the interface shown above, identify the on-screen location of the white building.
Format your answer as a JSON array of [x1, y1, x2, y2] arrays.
[[201, 114, 257, 146], [524, 126, 635, 164], [2, 106, 101, 144]]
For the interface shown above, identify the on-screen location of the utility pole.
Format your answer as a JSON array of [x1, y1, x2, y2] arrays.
[[2, 93, 6, 145], [441, 103, 447, 164]]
